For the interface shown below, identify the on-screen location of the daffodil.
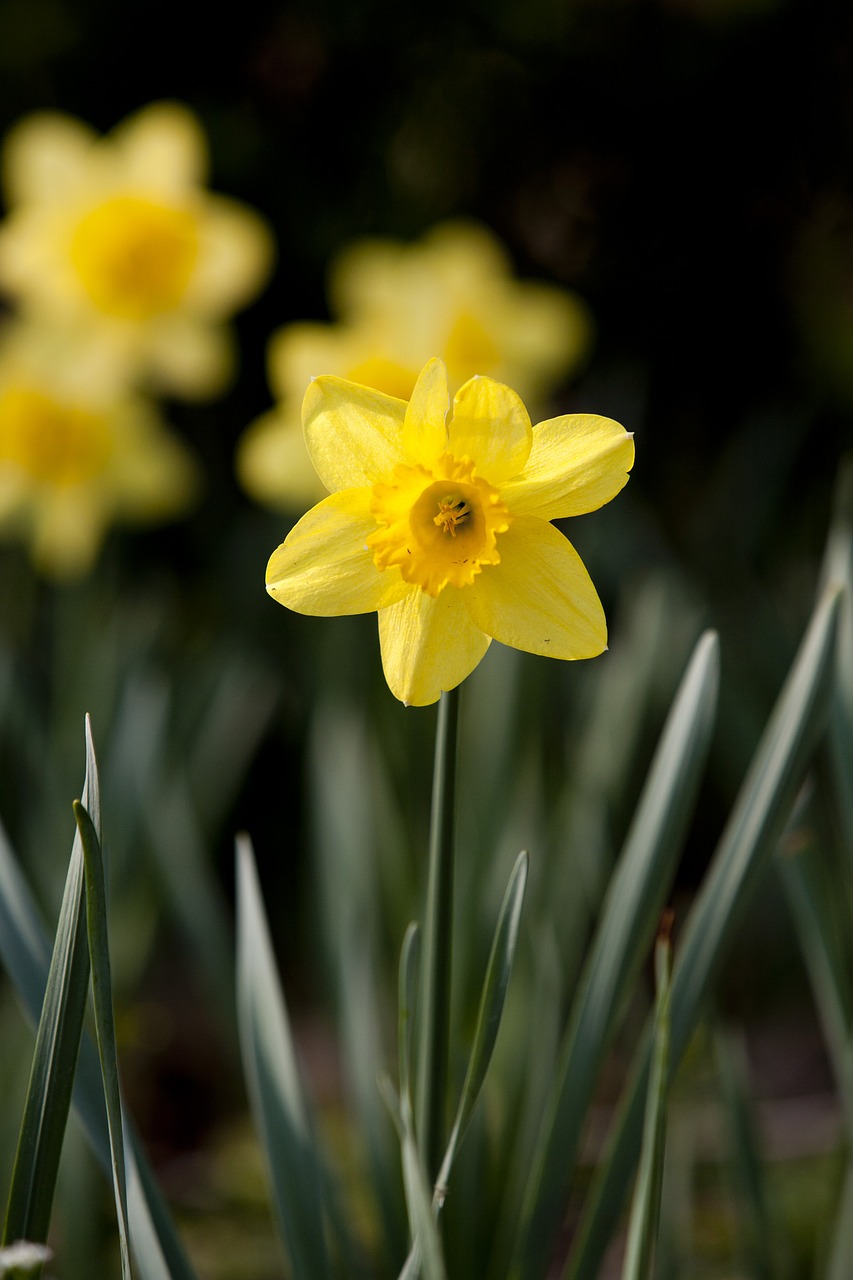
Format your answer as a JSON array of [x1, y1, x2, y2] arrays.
[[0, 323, 198, 577], [238, 221, 590, 509], [0, 102, 273, 398], [266, 358, 633, 706]]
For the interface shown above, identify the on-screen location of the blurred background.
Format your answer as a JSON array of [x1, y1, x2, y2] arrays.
[[0, 0, 852, 1275]]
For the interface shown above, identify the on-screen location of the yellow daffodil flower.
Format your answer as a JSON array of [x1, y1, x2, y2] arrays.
[[0, 324, 198, 577], [238, 221, 591, 509], [0, 102, 273, 398], [266, 358, 633, 706]]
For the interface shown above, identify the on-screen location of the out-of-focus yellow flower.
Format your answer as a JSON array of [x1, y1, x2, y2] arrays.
[[266, 358, 632, 706], [0, 323, 199, 577], [238, 221, 591, 509], [0, 102, 273, 398]]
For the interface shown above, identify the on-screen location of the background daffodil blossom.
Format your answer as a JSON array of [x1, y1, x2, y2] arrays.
[[266, 357, 633, 705], [0, 101, 274, 399], [238, 221, 591, 510], [0, 322, 199, 577]]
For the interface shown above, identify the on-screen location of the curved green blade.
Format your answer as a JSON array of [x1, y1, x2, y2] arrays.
[[620, 927, 672, 1280], [3, 717, 100, 1248], [73, 798, 131, 1280], [436, 850, 528, 1199], [235, 834, 333, 1280], [399, 923, 421, 1112], [0, 720, 198, 1280], [566, 585, 842, 1280], [380, 1077, 447, 1280], [511, 628, 719, 1277]]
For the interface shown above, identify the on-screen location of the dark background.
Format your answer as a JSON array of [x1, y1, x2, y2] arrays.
[[1, 0, 852, 907], [3, 0, 849, 564]]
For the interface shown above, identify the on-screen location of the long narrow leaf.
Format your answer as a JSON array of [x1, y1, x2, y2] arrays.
[[74, 799, 132, 1280], [566, 585, 842, 1280], [778, 808, 853, 1141], [824, 1154, 853, 1280], [510, 628, 719, 1277], [819, 459, 853, 859], [3, 718, 100, 1246], [235, 834, 333, 1280], [310, 707, 409, 1268], [399, 924, 421, 1112], [380, 1079, 447, 1280], [714, 1028, 782, 1280], [620, 925, 672, 1280], [436, 851, 528, 1200], [0, 728, 198, 1280]]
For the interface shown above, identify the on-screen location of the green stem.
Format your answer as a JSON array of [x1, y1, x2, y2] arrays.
[[416, 685, 461, 1182]]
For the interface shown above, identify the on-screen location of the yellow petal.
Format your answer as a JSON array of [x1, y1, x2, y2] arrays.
[[31, 487, 108, 579], [267, 322, 354, 400], [401, 357, 448, 465], [114, 101, 208, 192], [186, 195, 274, 316], [447, 375, 532, 482], [236, 406, 326, 510], [378, 586, 491, 706], [2, 113, 97, 206], [501, 415, 634, 519], [302, 375, 408, 492], [266, 488, 410, 616], [111, 403, 199, 521], [464, 515, 606, 658]]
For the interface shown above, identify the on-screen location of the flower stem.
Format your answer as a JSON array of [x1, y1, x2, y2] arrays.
[[416, 684, 461, 1182]]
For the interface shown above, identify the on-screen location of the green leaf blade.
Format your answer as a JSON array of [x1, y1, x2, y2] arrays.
[[566, 585, 843, 1280], [235, 834, 334, 1280], [620, 927, 672, 1280], [2, 718, 102, 1247], [73, 798, 132, 1280], [511, 627, 719, 1277], [437, 850, 528, 1195]]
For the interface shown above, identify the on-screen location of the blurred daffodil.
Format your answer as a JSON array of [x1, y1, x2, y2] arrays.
[[266, 358, 632, 706], [238, 221, 591, 509], [0, 102, 273, 398], [0, 323, 198, 577]]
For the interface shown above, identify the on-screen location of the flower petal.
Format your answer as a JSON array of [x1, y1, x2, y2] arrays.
[[447, 375, 532, 483], [236, 405, 327, 510], [266, 488, 410, 616], [186, 195, 274, 316], [31, 486, 108, 580], [268, 322, 356, 400], [302, 375, 408, 492], [401, 357, 448, 466], [2, 113, 97, 206], [111, 403, 199, 521], [501, 414, 634, 519], [378, 586, 491, 706], [114, 101, 208, 192], [464, 515, 606, 658]]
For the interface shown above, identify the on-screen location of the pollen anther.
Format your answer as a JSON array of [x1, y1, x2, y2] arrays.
[[367, 454, 510, 596], [434, 496, 471, 537]]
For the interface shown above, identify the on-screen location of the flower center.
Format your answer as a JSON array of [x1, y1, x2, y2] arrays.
[[70, 194, 200, 320], [433, 495, 472, 537], [0, 386, 113, 488], [367, 454, 510, 597]]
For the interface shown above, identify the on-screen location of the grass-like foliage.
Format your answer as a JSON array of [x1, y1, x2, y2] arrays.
[[0, 478, 850, 1278]]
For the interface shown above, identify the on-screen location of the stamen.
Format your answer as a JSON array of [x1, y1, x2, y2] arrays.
[[434, 497, 471, 537]]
